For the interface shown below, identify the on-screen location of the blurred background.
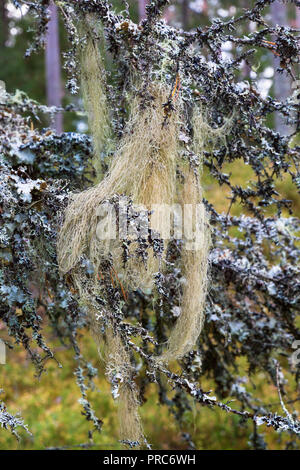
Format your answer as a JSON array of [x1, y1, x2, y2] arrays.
[[0, 0, 299, 450], [1, 0, 299, 134]]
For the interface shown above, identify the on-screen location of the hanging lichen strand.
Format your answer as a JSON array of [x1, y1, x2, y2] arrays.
[[158, 166, 211, 364], [57, 84, 179, 283], [56, 20, 215, 443], [79, 17, 111, 179]]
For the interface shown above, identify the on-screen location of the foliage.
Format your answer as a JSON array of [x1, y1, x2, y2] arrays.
[[0, 90, 102, 436], [0, 389, 31, 440], [0, 0, 300, 450]]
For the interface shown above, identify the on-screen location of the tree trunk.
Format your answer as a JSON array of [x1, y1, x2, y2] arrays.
[[0, 1, 9, 48], [181, 0, 189, 30], [270, 2, 291, 135], [45, 1, 63, 133], [138, 0, 147, 21]]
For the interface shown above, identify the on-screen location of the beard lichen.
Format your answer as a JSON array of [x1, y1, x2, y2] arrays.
[[57, 50, 224, 444], [79, 17, 111, 181]]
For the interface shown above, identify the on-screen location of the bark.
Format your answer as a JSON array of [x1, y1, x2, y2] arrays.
[[181, 0, 189, 30], [138, 0, 147, 21], [0, 1, 9, 48], [270, 2, 291, 135], [45, 1, 63, 133]]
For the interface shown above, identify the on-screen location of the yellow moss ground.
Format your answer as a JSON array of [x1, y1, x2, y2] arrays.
[[1, 330, 298, 450]]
